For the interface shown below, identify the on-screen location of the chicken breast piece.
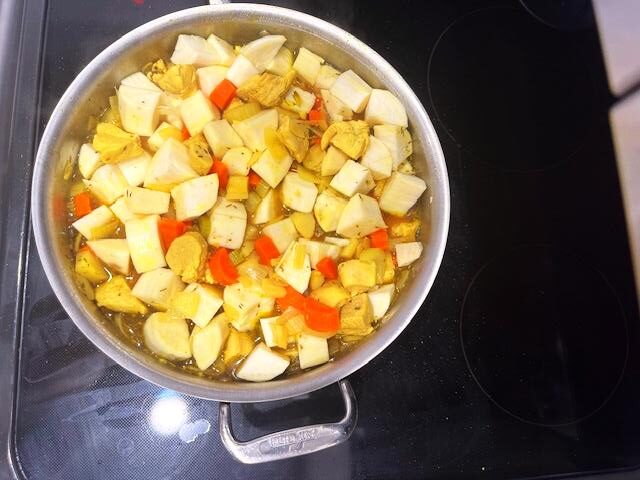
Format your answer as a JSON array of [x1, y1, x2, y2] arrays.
[[320, 120, 369, 159], [165, 231, 209, 283], [236, 70, 296, 107]]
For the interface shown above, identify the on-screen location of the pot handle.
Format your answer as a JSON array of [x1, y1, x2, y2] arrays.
[[218, 380, 357, 463]]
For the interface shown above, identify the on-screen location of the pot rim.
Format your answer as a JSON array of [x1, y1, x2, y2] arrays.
[[31, 3, 450, 402]]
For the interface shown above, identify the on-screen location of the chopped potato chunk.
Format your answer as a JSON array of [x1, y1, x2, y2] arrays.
[[191, 313, 229, 370], [338, 259, 377, 288], [144, 312, 191, 361], [224, 328, 255, 366], [310, 282, 349, 308]]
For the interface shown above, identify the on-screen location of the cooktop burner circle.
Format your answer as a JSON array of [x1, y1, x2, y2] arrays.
[[427, 6, 595, 172], [519, 0, 594, 31], [460, 245, 628, 426]]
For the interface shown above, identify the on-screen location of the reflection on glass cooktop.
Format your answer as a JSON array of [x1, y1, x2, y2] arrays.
[[10, 0, 640, 479]]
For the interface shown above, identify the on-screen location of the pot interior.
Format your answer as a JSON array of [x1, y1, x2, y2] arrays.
[[33, 4, 449, 402]]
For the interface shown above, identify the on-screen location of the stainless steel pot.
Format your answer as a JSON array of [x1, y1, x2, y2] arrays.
[[31, 4, 449, 462]]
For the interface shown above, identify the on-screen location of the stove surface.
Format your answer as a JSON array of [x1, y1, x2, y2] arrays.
[[4, 1, 640, 479]]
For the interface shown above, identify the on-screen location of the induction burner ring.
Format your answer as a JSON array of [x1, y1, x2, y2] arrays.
[[519, 0, 594, 31], [460, 245, 628, 427], [427, 6, 595, 173]]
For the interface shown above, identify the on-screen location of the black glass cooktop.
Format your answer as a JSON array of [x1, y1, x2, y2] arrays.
[[3, 1, 640, 479]]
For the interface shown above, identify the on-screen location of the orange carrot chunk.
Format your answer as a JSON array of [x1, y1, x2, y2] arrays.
[[316, 257, 338, 280], [304, 297, 340, 332], [248, 171, 261, 190], [369, 228, 389, 250], [208, 247, 238, 285], [308, 108, 325, 122], [210, 79, 237, 110], [158, 218, 189, 251], [254, 235, 280, 265], [276, 286, 307, 312], [209, 159, 229, 189], [73, 192, 93, 218], [181, 125, 190, 140]]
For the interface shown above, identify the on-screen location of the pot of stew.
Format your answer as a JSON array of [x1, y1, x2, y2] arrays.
[[31, 3, 449, 463]]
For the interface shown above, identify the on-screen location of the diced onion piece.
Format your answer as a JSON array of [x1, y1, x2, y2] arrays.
[[281, 86, 316, 117], [260, 316, 288, 349]]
